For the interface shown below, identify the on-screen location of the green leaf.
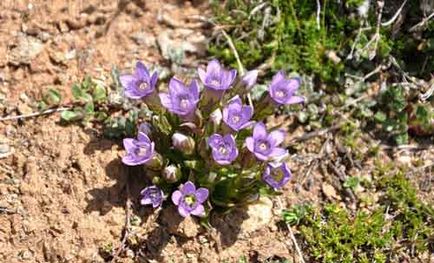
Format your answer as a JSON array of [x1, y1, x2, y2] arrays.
[[84, 101, 94, 114], [61, 110, 81, 122], [43, 88, 62, 106], [92, 84, 107, 102], [71, 84, 83, 100], [374, 112, 387, 123], [249, 84, 267, 101]]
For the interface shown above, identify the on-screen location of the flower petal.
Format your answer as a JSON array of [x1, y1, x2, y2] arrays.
[[140, 198, 152, 205], [270, 147, 288, 159], [198, 67, 207, 84], [182, 181, 196, 194], [195, 188, 209, 203], [245, 137, 255, 152], [124, 89, 144, 99], [171, 190, 182, 205], [190, 204, 205, 217], [123, 138, 135, 153], [208, 134, 223, 149], [135, 61, 150, 80], [253, 122, 267, 139], [189, 79, 200, 99], [268, 129, 286, 146], [178, 205, 190, 217], [207, 59, 221, 75], [254, 151, 269, 161], [122, 154, 145, 166], [286, 95, 305, 105], [169, 77, 186, 95], [159, 93, 172, 110], [119, 75, 135, 90], [137, 132, 151, 143], [286, 77, 301, 94], [150, 72, 159, 88]]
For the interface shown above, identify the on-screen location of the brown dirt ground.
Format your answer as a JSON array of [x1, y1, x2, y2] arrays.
[[1, 1, 433, 263]]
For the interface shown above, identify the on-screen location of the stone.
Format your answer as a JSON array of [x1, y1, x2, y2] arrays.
[[8, 35, 44, 65], [322, 183, 340, 200], [161, 207, 200, 238], [239, 196, 273, 235]]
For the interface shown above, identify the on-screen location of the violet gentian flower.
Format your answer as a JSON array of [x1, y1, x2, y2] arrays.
[[198, 59, 237, 91], [159, 78, 200, 116], [208, 134, 238, 165], [122, 132, 155, 166], [222, 95, 254, 131], [241, 70, 258, 89], [171, 181, 209, 217], [140, 185, 164, 208], [269, 71, 304, 105], [245, 122, 287, 161], [262, 163, 292, 190], [120, 61, 158, 99]]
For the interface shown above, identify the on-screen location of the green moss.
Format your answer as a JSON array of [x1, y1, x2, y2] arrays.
[[284, 170, 433, 262]]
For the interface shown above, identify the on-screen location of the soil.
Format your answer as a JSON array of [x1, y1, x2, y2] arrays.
[[0, 1, 433, 263]]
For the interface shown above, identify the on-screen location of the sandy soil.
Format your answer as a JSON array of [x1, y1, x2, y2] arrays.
[[1, 1, 433, 262]]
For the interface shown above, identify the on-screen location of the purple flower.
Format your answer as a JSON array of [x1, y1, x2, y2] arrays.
[[122, 132, 155, 166], [171, 181, 209, 217], [198, 59, 237, 91], [262, 163, 292, 190], [120, 61, 158, 99], [159, 78, 200, 116], [208, 134, 239, 165], [140, 185, 164, 208], [222, 95, 254, 131], [245, 122, 287, 161], [241, 70, 258, 89], [269, 71, 304, 105]]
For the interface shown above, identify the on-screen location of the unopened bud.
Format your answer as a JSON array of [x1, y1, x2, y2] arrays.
[[145, 153, 163, 170], [172, 133, 195, 155], [241, 70, 258, 90], [210, 108, 222, 126], [162, 164, 181, 183], [138, 122, 152, 136]]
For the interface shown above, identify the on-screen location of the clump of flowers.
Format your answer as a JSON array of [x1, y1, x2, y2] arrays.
[[120, 60, 304, 217]]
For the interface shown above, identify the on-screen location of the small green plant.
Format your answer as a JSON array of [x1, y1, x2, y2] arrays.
[[284, 171, 433, 262], [282, 203, 312, 226]]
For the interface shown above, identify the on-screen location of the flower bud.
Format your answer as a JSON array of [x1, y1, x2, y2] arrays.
[[162, 164, 181, 183], [138, 122, 152, 136], [145, 153, 163, 170], [241, 70, 258, 90], [210, 108, 222, 126], [172, 133, 195, 155]]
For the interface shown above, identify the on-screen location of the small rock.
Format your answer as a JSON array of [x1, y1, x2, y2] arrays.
[[397, 155, 412, 166], [239, 196, 273, 235], [322, 183, 339, 200], [19, 250, 33, 260], [161, 207, 200, 238], [17, 103, 33, 115], [8, 35, 44, 65]]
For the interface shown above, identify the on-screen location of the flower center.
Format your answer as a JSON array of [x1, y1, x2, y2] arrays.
[[259, 142, 268, 151], [231, 115, 240, 124], [139, 81, 149, 90], [210, 79, 220, 86], [276, 89, 287, 98], [218, 145, 228, 155], [271, 169, 284, 182], [184, 195, 196, 206], [180, 99, 189, 109], [135, 146, 148, 157]]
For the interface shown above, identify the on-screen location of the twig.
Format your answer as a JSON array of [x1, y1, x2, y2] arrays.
[[380, 144, 433, 151], [111, 178, 132, 262], [276, 197, 306, 263], [316, 0, 321, 30], [289, 123, 343, 144], [0, 207, 16, 214], [409, 11, 434, 32], [381, 0, 407, 27], [0, 107, 70, 122], [220, 29, 244, 76]]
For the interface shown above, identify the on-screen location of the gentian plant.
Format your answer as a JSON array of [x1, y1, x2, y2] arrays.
[[120, 61, 304, 217]]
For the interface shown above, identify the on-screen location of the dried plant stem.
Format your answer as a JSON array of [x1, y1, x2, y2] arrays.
[[0, 107, 70, 122], [277, 197, 306, 263], [409, 11, 434, 32], [220, 29, 244, 76], [381, 0, 407, 27], [111, 178, 132, 262]]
